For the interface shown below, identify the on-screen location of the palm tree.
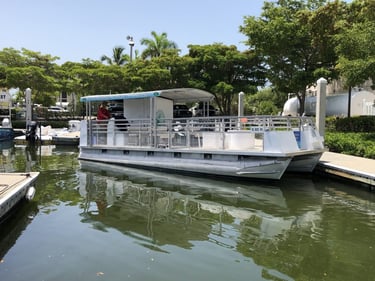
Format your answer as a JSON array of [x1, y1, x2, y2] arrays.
[[140, 31, 178, 59], [101, 46, 129, 65]]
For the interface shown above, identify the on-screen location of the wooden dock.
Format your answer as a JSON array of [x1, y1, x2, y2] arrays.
[[316, 152, 375, 189]]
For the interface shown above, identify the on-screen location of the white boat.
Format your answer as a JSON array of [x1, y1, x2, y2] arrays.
[[52, 120, 81, 145], [14, 120, 80, 145], [78, 88, 325, 180], [0, 172, 39, 221]]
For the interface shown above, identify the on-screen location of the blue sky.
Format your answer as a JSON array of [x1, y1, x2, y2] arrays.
[[3, 0, 265, 63]]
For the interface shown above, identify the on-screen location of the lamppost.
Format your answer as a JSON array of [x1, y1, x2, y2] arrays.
[[126, 35, 134, 62]]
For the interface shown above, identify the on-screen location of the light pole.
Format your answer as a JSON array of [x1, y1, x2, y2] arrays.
[[126, 35, 134, 62]]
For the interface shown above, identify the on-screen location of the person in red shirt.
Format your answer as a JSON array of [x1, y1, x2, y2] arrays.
[[97, 101, 111, 120]]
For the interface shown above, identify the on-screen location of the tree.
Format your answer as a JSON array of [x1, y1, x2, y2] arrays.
[[66, 60, 129, 96], [334, 0, 375, 116], [140, 31, 178, 59], [187, 44, 266, 115], [148, 49, 192, 89], [245, 88, 284, 115], [101, 46, 129, 65], [0, 48, 60, 105], [240, 0, 345, 115]]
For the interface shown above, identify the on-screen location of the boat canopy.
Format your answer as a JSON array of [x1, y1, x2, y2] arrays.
[[80, 88, 214, 103]]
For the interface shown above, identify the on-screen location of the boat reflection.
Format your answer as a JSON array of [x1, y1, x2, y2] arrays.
[[78, 161, 322, 251], [0, 140, 14, 172]]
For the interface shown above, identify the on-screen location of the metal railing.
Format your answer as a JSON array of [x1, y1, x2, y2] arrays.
[[86, 115, 316, 150]]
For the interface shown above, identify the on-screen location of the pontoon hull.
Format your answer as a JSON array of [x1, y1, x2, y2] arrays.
[[79, 147, 291, 180], [287, 152, 324, 173]]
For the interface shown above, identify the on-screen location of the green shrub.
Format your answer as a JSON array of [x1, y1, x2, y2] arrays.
[[325, 116, 375, 159], [325, 132, 375, 159], [334, 116, 375, 132], [325, 117, 337, 131]]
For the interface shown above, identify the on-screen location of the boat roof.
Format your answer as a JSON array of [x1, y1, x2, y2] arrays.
[[80, 88, 215, 103]]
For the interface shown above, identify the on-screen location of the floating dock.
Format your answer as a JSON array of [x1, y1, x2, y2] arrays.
[[0, 172, 39, 220], [316, 152, 375, 189]]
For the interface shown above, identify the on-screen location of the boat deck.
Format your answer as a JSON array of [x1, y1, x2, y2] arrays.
[[317, 152, 375, 188]]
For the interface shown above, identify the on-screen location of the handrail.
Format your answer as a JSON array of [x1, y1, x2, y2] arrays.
[[86, 115, 317, 150]]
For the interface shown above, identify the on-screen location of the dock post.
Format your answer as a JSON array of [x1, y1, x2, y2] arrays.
[[238, 91, 244, 116], [25, 88, 32, 128], [316, 78, 327, 137], [238, 91, 244, 129]]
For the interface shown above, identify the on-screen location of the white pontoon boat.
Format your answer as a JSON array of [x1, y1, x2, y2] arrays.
[[78, 88, 325, 180]]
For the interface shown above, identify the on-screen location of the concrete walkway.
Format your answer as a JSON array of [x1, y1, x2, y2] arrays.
[[316, 152, 375, 188]]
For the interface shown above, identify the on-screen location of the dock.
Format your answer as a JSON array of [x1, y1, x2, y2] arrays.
[[316, 152, 375, 189], [0, 172, 39, 220]]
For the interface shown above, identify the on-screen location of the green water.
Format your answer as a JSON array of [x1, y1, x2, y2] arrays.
[[1, 144, 375, 281]]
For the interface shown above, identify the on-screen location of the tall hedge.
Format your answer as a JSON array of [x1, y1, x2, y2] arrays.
[[334, 116, 375, 132], [325, 116, 375, 159]]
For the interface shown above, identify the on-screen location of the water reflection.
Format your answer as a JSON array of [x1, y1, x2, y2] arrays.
[[1, 145, 375, 280], [78, 160, 375, 280], [0, 140, 15, 172], [0, 201, 39, 259], [78, 162, 323, 270]]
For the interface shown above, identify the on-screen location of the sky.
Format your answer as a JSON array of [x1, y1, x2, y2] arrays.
[[2, 0, 266, 64]]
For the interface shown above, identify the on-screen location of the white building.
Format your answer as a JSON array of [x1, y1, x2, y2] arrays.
[[283, 83, 375, 117]]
